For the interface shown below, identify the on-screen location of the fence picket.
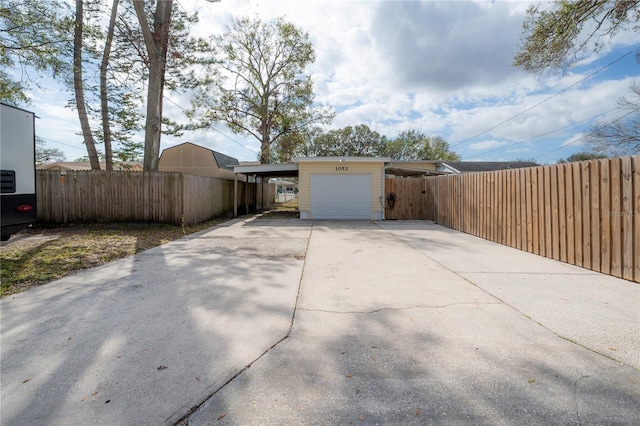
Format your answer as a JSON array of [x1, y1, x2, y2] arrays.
[[419, 157, 637, 283], [590, 160, 601, 272], [632, 156, 640, 282], [610, 158, 622, 277], [36, 170, 274, 226], [621, 157, 633, 280]]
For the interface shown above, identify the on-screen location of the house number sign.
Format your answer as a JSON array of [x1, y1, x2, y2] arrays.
[[335, 166, 349, 171]]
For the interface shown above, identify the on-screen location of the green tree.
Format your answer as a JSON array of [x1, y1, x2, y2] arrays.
[[557, 151, 607, 163], [73, 0, 101, 170], [0, 0, 74, 104], [513, 1, 639, 74], [384, 130, 460, 161], [189, 16, 333, 164], [2, 0, 212, 172], [95, 0, 210, 170], [99, 0, 119, 171], [132, 0, 173, 172], [309, 125, 387, 157]]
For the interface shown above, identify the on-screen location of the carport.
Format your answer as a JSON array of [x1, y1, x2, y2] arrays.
[[232, 163, 299, 217], [233, 158, 452, 220]]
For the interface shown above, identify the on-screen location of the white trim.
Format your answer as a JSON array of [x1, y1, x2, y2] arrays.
[[438, 163, 461, 174], [293, 156, 391, 163], [233, 163, 298, 174]]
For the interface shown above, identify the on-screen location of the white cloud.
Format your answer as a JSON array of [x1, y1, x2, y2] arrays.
[[468, 140, 509, 151], [25, 0, 639, 165]]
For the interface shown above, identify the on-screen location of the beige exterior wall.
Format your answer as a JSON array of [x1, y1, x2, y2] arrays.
[[158, 143, 236, 180], [298, 160, 385, 220]]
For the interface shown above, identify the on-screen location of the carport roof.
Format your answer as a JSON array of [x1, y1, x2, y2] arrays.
[[232, 158, 452, 178], [233, 163, 299, 178]]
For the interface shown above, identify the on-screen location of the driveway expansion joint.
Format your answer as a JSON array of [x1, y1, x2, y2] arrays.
[[297, 301, 503, 315], [177, 221, 314, 426], [573, 375, 591, 426]]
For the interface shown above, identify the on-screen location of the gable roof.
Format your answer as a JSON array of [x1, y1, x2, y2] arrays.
[[442, 161, 539, 173], [212, 150, 239, 170], [162, 142, 239, 170]]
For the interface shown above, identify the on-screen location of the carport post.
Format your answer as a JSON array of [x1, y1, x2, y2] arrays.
[[234, 173, 238, 217]]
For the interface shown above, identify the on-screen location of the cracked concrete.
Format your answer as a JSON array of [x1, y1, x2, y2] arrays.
[[297, 301, 504, 315], [2, 218, 638, 425], [188, 220, 640, 425]]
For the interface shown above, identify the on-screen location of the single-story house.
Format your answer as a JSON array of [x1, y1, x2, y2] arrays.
[[439, 161, 539, 174], [37, 161, 143, 171], [233, 157, 540, 220], [158, 142, 240, 179]]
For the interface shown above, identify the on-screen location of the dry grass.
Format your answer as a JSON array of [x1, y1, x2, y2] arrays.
[[0, 218, 227, 297], [257, 199, 299, 219]]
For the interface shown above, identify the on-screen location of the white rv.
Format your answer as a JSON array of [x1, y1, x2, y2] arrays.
[[1, 103, 37, 241]]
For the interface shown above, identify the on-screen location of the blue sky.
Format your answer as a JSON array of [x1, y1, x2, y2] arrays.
[[23, 0, 640, 164]]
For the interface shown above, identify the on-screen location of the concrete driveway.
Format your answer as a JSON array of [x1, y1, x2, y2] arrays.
[[2, 219, 639, 425]]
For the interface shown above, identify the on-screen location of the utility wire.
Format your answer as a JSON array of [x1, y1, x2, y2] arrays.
[[532, 105, 640, 160], [160, 92, 260, 154], [449, 45, 640, 150], [38, 136, 89, 153], [471, 106, 622, 159]]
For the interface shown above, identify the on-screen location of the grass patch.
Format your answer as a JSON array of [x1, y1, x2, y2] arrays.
[[0, 218, 227, 297], [258, 199, 300, 219]]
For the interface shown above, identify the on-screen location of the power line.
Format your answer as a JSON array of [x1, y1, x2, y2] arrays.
[[532, 105, 640, 160], [161, 92, 260, 154], [37, 136, 87, 153], [470, 106, 622, 159], [449, 45, 640, 150]]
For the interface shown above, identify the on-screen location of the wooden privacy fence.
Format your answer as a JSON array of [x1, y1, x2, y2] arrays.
[[384, 178, 434, 220], [37, 170, 275, 226], [425, 155, 640, 283]]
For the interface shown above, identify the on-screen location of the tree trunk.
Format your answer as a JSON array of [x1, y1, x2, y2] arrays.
[[260, 123, 271, 164], [134, 0, 173, 172], [74, 0, 101, 170], [100, 0, 119, 171]]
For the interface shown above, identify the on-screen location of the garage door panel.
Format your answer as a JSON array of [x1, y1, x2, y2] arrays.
[[310, 174, 371, 219]]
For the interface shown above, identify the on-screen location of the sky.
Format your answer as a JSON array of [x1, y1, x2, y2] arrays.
[[26, 0, 640, 164]]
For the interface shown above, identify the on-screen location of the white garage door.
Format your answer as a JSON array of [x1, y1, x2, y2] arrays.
[[310, 174, 372, 219]]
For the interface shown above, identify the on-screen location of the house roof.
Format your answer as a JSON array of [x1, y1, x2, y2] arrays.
[[442, 161, 538, 173], [293, 156, 391, 163], [37, 161, 142, 171], [233, 163, 299, 178], [212, 151, 239, 170], [162, 142, 239, 170]]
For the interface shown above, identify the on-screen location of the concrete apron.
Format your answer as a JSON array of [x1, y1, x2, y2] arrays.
[[0, 218, 311, 426], [189, 220, 640, 425]]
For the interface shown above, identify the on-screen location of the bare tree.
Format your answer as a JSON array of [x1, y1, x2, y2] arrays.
[[189, 17, 333, 164], [588, 81, 640, 156]]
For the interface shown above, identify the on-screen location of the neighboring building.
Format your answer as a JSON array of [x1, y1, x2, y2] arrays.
[[440, 161, 538, 174], [272, 178, 298, 202], [37, 162, 143, 172], [231, 157, 539, 221], [158, 142, 239, 179]]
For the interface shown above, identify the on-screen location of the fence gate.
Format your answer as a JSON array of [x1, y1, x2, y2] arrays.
[[384, 177, 433, 220]]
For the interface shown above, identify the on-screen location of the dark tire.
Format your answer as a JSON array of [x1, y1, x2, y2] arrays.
[[1, 235, 10, 241]]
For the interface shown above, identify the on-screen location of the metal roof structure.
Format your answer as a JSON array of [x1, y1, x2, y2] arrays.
[[442, 161, 539, 173]]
